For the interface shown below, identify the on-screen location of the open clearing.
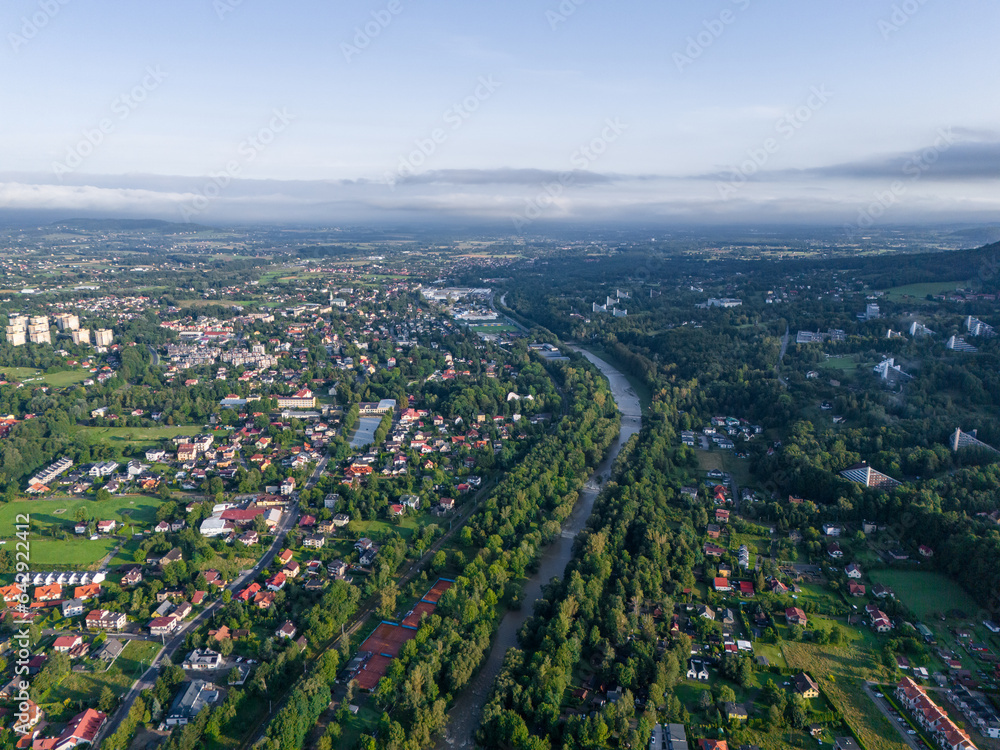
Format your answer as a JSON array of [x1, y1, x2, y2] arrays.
[[0, 366, 90, 387], [782, 640, 905, 750], [882, 281, 967, 301], [868, 569, 978, 619], [72, 424, 231, 448], [0, 494, 161, 539]]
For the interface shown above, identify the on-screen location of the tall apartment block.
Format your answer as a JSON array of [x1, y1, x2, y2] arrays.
[[71, 329, 91, 345], [94, 328, 114, 347], [53, 312, 80, 331], [27, 316, 51, 345], [5, 315, 27, 346]]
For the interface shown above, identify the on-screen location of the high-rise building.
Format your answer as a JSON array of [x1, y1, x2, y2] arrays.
[[5, 315, 27, 346], [71, 329, 91, 345], [53, 313, 80, 331], [28, 316, 51, 345], [94, 329, 114, 347]]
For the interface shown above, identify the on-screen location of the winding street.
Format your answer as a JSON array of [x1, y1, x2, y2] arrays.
[[93, 458, 318, 745]]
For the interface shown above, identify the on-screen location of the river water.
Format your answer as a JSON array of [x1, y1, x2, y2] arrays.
[[435, 347, 643, 749]]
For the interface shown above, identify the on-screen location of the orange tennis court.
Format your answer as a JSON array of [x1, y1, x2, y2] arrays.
[[356, 654, 394, 691], [402, 601, 436, 630], [361, 622, 414, 658], [421, 579, 453, 604]]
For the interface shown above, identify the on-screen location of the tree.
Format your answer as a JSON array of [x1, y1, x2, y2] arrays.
[[227, 667, 242, 685], [219, 638, 234, 657], [99, 685, 117, 713]]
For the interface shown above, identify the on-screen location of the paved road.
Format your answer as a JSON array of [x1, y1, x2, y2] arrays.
[[775, 325, 790, 387], [863, 682, 923, 750], [95, 484, 303, 745]]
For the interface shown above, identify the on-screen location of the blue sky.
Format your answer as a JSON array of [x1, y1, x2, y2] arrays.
[[1, 0, 998, 227]]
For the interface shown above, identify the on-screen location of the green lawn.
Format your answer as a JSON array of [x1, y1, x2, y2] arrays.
[[882, 281, 967, 301], [868, 569, 978, 619], [0, 537, 117, 568], [821, 356, 862, 373], [0, 494, 161, 536], [72, 424, 231, 449], [470, 324, 518, 332], [0, 367, 89, 387], [40, 640, 161, 723]]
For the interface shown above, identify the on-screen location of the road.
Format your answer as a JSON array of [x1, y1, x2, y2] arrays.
[[775, 325, 790, 387], [94, 470, 306, 746], [863, 682, 923, 750], [492, 292, 529, 334]]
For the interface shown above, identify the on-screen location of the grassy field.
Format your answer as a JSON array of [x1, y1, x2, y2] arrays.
[[882, 281, 967, 301], [821, 356, 863, 373], [782, 640, 905, 750], [868, 569, 978, 619], [695, 449, 754, 489], [0, 494, 161, 534], [0, 537, 118, 568], [470, 324, 519, 333], [72, 424, 230, 449], [0, 367, 90, 387], [41, 639, 162, 723]]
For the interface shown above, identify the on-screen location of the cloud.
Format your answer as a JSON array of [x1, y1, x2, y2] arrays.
[[724, 137, 1000, 183], [0, 152, 998, 228]]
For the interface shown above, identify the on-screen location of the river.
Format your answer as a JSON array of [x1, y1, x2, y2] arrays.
[[435, 346, 643, 749]]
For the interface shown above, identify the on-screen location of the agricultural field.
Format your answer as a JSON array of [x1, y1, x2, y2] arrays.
[[868, 569, 979, 620]]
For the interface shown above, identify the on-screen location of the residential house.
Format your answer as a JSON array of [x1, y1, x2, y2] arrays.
[[786, 607, 808, 626], [182, 649, 222, 671], [793, 672, 820, 699]]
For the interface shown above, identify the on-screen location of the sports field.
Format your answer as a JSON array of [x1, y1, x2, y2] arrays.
[[868, 569, 978, 619], [362, 622, 414, 658], [401, 601, 436, 629]]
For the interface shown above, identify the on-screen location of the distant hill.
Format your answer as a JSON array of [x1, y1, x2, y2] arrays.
[[947, 226, 1000, 246], [50, 218, 213, 233]]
